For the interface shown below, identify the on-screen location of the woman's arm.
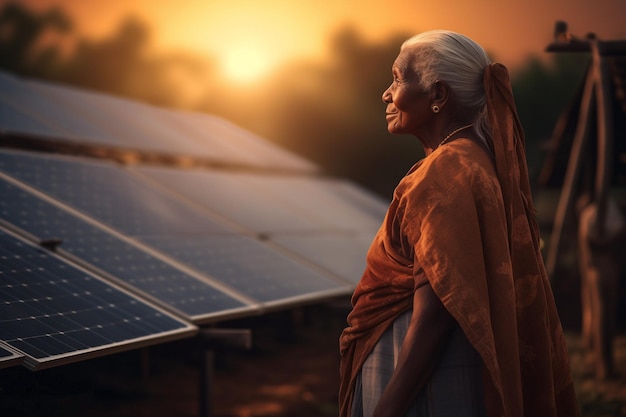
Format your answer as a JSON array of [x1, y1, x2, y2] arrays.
[[372, 283, 456, 417]]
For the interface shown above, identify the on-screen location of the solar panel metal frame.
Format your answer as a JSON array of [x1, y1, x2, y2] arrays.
[[0, 168, 262, 324], [0, 225, 198, 371], [0, 342, 24, 369]]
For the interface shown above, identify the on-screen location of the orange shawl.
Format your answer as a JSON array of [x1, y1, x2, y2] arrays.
[[338, 64, 579, 417]]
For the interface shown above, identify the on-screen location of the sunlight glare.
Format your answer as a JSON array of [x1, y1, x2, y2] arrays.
[[222, 44, 274, 83]]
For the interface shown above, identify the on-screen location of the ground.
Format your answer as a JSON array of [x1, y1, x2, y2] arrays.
[[2, 301, 626, 417]]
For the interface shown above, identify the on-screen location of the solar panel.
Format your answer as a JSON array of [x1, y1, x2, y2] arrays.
[[135, 166, 324, 234], [0, 173, 256, 322], [0, 97, 64, 140], [0, 227, 197, 370], [27, 79, 223, 157], [269, 232, 373, 285], [0, 71, 112, 144], [142, 235, 351, 306], [329, 181, 389, 220], [0, 149, 233, 238], [159, 110, 317, 172], [142, 108, 257, 164], [0, 343, 23, 369], [244, 176, 385, 233]]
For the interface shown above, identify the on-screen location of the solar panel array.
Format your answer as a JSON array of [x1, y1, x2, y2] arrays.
[[0, 70, 388, 371]]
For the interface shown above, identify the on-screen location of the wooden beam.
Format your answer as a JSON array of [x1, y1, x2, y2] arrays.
[[591, 40, 615, 240], [546, 66, 595, 278]]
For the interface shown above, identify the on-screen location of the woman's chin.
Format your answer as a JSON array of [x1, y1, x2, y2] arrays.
[[387, 122, 402, 135]]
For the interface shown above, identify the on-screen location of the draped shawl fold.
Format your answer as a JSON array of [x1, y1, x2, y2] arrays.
[[338, 64, 579, 417]]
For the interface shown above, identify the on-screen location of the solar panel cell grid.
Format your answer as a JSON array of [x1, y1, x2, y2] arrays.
[[0, 229, 195, 369]]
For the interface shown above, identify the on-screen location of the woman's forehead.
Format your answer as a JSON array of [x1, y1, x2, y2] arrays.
[[393, 51, 414, 74]]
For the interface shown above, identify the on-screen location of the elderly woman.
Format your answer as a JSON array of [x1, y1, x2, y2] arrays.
[[339, 31, 579, 417]]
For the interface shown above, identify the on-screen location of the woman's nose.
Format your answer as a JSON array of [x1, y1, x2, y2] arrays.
[[382, 86, 392, 103]]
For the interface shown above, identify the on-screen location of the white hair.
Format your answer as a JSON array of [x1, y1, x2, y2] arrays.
[[401, 30, 492, 146]]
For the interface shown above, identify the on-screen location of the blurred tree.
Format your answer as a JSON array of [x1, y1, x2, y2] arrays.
[[56, 16, 215, 107], [511, 52, 589, 178], [0, 1, 71, 77], [59, 16, 151, 95], [0, 3, 215, 109]]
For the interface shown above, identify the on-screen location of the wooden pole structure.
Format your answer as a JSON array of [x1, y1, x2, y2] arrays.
[[544, 23, 626, 275], [590, 39, 615, 241], [545, 66, 595, 278]]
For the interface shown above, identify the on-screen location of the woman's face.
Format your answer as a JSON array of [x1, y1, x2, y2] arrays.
[[382, 51, 433, 137]]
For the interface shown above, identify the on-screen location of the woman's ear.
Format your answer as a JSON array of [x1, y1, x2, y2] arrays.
[[431, 80, 450, 108]]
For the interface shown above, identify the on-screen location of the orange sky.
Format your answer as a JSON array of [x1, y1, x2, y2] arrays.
[[11, 0, 626, 82]]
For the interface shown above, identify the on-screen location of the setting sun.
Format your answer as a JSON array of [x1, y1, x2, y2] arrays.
[[222, 45, 274, 83]]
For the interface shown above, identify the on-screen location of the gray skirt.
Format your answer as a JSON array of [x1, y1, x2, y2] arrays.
[[351, 309, 485, 417]]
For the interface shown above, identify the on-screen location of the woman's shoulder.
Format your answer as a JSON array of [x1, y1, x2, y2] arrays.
[[394, 138, 504, 225], [413, 138, 495, 181], [394, 139, 500, 208]]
